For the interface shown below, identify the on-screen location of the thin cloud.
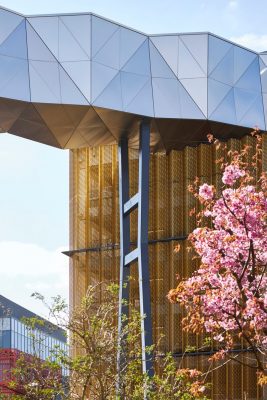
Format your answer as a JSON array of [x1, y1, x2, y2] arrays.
[[231, 33, 267, 52], [0, 241, 69, 318]]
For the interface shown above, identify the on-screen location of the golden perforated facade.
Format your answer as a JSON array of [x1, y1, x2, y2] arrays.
[[69, 136, 267, 400]]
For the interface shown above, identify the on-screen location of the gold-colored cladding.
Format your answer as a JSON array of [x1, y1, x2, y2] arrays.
[[69, 135, 265, 400]]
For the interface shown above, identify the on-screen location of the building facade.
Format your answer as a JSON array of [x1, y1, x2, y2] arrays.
[[0, 295, 67, 395], [69, 135, 266, 400]]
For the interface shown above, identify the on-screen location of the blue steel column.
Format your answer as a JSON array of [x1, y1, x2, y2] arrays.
[[117, 120, 153, 378], [117, 137, 131, 371], [137, 121, 153, 376]]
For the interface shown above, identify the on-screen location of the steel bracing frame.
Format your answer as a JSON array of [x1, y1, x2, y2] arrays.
[[117, 120, 153, 377]]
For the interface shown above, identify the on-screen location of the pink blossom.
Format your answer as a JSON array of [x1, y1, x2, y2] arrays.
[[198, 183, 214, 200], [222, 164, 245, 186]]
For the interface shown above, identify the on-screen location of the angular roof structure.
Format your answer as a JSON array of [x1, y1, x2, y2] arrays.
[[0, 6, 266, 151]]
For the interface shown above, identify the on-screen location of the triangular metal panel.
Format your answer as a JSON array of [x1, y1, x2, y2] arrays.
[[120, 27, 146, 69], [208, 78, 232, 116], [0, 98, 28, 132], [26, 22, 55, 61], [125, 80, 154, 117], [91, 15, 119, 58], [60, 15, 91, 60], [122, 39, 151, 76], [59, 18, 90, 62], [59, 65, 89, 105], [179, 83, 205, 119], [29, 60, 60, 103], [150, 35, 179, 76], [235, 58, 261, 93], [149, 41, 176, 78], [121, 71, 150, 108], [178, 38, 205, 79], [234, 46, 256, 84], [28, 16, 59, 59], [262, 93, 267, 127], [209, 46, 234, 86], [0, 55, 30, 101], [91, 61, 118, 102], [9, 103, 61, 148], [61, 61, 91, 102], [180, 78, 207, 116], [93, 28, 120, 69], [0, 8, 23, 45], [93, 73, 122, 111], [179, 34, 208, 74], [34, 103, 88, 147], [152, 77, 181, 118], [208, 34, 232, 74], [238, 94, 265, 130], [68, 107, 115, 148], [259, 58, 267, 92], [0, 20, 27, 59], [234, 87, 258, 123], [210, 88, 237, 125]]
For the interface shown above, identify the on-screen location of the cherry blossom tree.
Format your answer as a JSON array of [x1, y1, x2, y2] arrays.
[[168, 133, 267, 385]]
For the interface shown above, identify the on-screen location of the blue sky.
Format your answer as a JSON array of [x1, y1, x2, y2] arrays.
[[0, 0, 267, 316]]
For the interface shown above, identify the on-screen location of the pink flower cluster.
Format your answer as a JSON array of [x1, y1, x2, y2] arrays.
[[222, 164, 245, 186], [170, 157, 267, 362], [199, 183, 214, 201]]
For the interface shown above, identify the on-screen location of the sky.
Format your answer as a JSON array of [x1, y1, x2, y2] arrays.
[[0, 0, 267, 316]]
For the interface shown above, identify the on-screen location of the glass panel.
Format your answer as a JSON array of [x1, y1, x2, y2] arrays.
[[235, 58, 261, 93], [152, 77, 180, 118], [0, 55, 30, 101], [29, 60, 60, 103], [149, 41, 175, 78], [179, 34, 208, 74], [61, 61, 91, 102], [60, 15, 91, 59], [150, 35, 179, 76], [91, 15, 118, 58], [179, 82, 205, 119], [121, 71, 149, 108], [0, 8, 23, 44], [234, 45, 256, 83], [59, 65, 88, 105], [59, 18, 90, 62], [0, 20, 27, 60], [178, 38, 206, 79], [120, 27, 146, 69], [93, 72, 122, 111], [122, 39, 150, 77], [2, 330, 11, 348], [208, 34, 232, 74], [180, 78, 207, 116], [94, 28, 120, 69], [91, 61, 118, 101], [209, 46, 234, 85], [28, 16, 59, 59], [210, 87, 237, 125], [125, 79, 154, 117], [208, 78, 232, 116]]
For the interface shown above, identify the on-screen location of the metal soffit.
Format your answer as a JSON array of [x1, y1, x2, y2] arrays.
[[0, 7, 266, 151]]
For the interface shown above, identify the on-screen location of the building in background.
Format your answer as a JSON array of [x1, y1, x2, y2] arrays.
[[0, 295, 67, 396]]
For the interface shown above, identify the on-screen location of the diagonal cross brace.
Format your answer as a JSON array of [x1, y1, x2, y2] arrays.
[[117, 120, 153, 379]]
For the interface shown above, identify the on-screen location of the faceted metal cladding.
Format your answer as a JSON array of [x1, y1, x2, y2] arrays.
[[0, 6, 266, 151]]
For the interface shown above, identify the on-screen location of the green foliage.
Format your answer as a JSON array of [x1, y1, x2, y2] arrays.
[[5, 284, 209, 399]]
